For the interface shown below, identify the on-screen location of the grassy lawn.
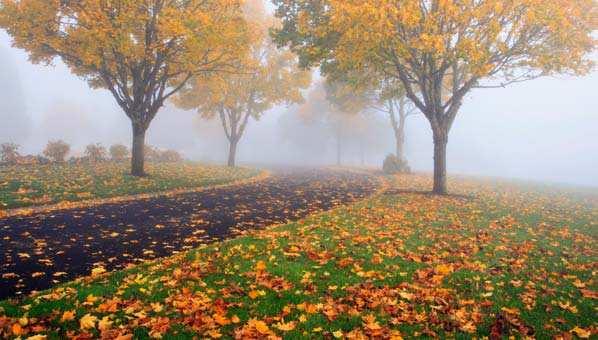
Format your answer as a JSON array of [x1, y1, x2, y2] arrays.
[[0, 162, 259, 210], [0, 174, 596, 339]]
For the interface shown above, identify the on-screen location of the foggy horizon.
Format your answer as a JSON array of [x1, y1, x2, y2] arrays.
[[1, 31, 597, 188]]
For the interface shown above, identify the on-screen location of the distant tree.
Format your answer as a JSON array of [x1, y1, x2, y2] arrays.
[[144, 145, 161, 163], [324, 80, 370, 165], [273, 0, 596, 194], [109, 144, 129, 163], [0, 0, 250, 176], [157, 150, 183, 163], [84, 143, 107, 163], [43, 140, 70, 163], [0, 142, 20, 165], [175, 1, 311, 167]]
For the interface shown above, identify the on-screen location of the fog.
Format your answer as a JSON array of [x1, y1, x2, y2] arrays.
[[1, 30, 597, 188]]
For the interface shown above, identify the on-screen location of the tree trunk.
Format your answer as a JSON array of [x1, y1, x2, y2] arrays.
[[131, 123, 146, 177], [432, 130, 448, 195], [336, 138, 341, 166], [396, 130, 405, 161], [227, 138, 238, 167]]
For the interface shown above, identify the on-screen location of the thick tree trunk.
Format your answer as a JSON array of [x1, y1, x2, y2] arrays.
[[432, 130, 448, 195], [227, 139, 238, 167], [131, 123, 147, 177]]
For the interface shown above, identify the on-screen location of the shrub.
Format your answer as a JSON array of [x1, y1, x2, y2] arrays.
[[84, 143, 108, 163], [157, 149, 183, 163], [383, 154, 411, 174], [0, 142, 20, 165], [144, 144, 160, 162], [43, 140, 70, 162], [109, 144, 129, 162]]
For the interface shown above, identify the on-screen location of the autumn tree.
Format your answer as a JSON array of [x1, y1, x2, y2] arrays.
[[0, 0, 249, 176], [109, 144, 129, 163], [324, 79, 370, 165], [85, 143, 108, 163], [43, 140, 70, 163], [328, 68, 417, 167], [176, 1, 311, 167], [0, 142, 20, 165], [273, 0, 596, 194]]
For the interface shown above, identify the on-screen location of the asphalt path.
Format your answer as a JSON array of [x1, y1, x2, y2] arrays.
[[0, 168, 379, 300]]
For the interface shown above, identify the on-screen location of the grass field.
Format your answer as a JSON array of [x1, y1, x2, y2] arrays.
[[0, 174, 596, 339], [0, 162, 259, 210]]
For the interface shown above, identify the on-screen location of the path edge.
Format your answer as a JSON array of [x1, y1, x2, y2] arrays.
[[1, 169, 271, 218]]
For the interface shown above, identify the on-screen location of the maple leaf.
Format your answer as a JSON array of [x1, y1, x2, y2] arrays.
[[60, 310, 76, 322], [571, 326, 591, 339], [98, 316, 113, 332], [275, 321, 296, 331], [213, 313, 230, 326], [79, 313, 98, 330], [249, 319, 271, 335], [255, 260, 267, 272]]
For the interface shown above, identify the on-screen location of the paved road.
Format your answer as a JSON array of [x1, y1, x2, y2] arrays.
[[0, 169, 379, 300]]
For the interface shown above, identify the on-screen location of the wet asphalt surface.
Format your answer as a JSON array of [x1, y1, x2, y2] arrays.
[[0, 168, 379, 300]]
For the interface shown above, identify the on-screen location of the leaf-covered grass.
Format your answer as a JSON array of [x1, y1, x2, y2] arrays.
[[1, 174, 596, 339], [0, 162, 259, 210]]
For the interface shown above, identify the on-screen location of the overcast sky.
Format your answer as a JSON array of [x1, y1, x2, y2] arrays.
[[1, 20, 597, 188]]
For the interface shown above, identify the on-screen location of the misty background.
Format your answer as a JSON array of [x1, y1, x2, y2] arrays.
[[1, 28, 597, 188]]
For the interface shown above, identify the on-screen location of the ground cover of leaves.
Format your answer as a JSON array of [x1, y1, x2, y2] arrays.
[[0, 174, 596, 339], [0, 169, 377, 300], [0, 163, 258, 210]]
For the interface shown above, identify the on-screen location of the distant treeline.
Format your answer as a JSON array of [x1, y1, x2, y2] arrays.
[[0, 141, 183, 166]]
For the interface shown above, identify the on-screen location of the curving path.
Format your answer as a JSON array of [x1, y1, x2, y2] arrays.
[[0, 168, 379, 300]]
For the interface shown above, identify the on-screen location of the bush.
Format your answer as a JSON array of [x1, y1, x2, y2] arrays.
[[144, 145, 183, 163], [157, 149, 183, 163], [0, 142, 20, 165], [144, 144, 160, 162], [84, 143, 108, 163], [382, 154, 411, 174], [43, 140, 70, 162], [109, 144, 129, 162]]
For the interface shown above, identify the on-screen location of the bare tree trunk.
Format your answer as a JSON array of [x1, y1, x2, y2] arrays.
[[432, 130, 448, 195], [336, 135, 341, 166], [131, 122, 146, 177], [227, 138, 238, 167], [395, 126, 405, 161]]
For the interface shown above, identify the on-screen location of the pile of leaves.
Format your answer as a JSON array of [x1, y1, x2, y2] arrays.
[[0, 174, 596, 339], [0, 163, 258, 210]]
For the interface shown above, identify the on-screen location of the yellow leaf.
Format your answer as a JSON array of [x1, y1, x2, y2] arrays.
[[151, 302, 164, 313], [91, 266, 106, 277], [251, 319, 270, 335], [79, 313, 98, 330], [571, 326, 591, 338], [332, 330, 344, 338], [275, 321, 296, 331], [98, 316, 113, 332], [248, 290, 265, 299]]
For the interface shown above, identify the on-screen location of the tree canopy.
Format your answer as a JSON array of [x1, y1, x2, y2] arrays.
[[175, 0, 311, 166], [0, 0, 250, 175], [273, 0, 596, 193]]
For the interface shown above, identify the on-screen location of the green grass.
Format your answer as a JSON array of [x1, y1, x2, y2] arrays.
[[0, 162, 259, 210], [0, 174, 596, 339]]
